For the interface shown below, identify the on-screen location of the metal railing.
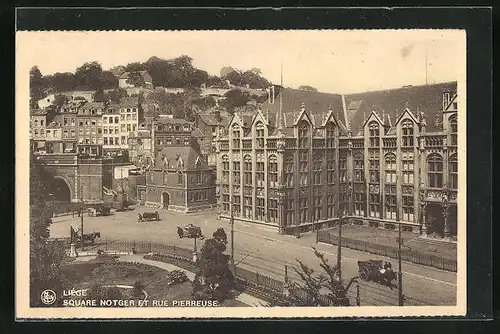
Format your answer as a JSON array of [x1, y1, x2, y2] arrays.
[[87, 238, 343, 306], [316, 230, 457, 272]]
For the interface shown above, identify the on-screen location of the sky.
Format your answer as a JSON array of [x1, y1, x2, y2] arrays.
[[18, 30, 465, 94]]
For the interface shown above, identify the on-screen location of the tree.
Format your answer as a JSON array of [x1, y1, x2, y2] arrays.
[[74, 61, 105, 90], [222, 89, 251, 114], [30, 66, 45, 108], [298, 85, 318, 92], [125, 62, 147, 73], [52, 94, 70, 111], [292, 247, 350, 306], [93, 89, 106, 102], [126, 71, 145, 88], [101, 70, 119, 89], [29, 154, 67, 307], [47, 72, 76, 93], [105, 88, 128, 104], [192, 228, 234, 302]]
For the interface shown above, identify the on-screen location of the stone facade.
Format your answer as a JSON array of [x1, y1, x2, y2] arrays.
[[216, 83, 459, 239]]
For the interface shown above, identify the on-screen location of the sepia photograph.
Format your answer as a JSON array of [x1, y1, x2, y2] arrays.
[[16, 28, 466, 319]]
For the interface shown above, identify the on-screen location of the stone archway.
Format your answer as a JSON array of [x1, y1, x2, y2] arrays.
[[162, 192, 170, 209], [51, 176, 72, 202]]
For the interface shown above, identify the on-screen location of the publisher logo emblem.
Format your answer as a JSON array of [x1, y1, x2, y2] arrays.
[[40, 289, 56, 305]]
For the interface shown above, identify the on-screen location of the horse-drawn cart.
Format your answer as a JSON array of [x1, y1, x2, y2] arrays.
[[357, 260, 397, 288], [138, 211, 160, 222], [70, 227, 101, 245]]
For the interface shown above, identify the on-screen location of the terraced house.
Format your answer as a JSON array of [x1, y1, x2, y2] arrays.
[[215, 82, 459, 240]]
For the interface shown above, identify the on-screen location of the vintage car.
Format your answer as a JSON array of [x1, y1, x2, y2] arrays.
[[177, 224, 204, 239], [357, 260, 397, 288], [138, 211, 160, 222]]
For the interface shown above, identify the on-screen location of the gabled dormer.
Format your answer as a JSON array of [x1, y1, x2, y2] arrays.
[[443, 91, 458, 112]]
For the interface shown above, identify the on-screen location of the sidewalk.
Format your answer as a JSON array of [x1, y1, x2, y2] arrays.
[[324, 225, 457, 260], [118, 254, 269, 307]]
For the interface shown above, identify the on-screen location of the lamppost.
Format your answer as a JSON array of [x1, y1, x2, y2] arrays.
[[419, 184, 428, 237], [277, 183, 285, 235], [442, 187, 450, 240]]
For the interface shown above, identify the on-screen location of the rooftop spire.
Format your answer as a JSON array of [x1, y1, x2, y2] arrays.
[[277, 60, 285, 132]]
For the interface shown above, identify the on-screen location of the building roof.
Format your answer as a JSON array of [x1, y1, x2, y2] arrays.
[[81, 102, 105, 109], [260, 87, 345, 128], [157, 117, 192, 125], [30, 109, 47, 116], [154, 146, 209, 171], [198, 113, 220, 126], [191, 128, 205, 138], [344, 81, 456, 133], [120, 97, 140, 108], [105, 103, 121, 114]]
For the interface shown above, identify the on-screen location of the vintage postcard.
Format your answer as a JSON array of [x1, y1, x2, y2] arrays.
[[16, 29, 466, 319]]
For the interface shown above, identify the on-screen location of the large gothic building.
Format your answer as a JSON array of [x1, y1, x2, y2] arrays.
[[215, 82, 459, 239]]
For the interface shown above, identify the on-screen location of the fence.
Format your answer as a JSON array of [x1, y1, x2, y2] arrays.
[[316, 230, 457, 272], [91, 238, 340, 306]]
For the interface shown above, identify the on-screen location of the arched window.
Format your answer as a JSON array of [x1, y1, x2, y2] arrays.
[[402, 120, 414, 147], [427, 154, 443, 188], [450, 154, 458, 189], [244, 155, 252, 186], [268, 155, 278, 188], [232, 124, 240, 149], [385, 154, 397, 183], [449, 115, 458, 146], [326, 122, 335, 148], [298, 121, 309, 148], [369, 122, 380, 147], [232, 159, 240, 185], [255, 122, 265, 149]]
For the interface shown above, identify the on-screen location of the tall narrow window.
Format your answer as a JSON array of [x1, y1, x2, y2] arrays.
[[284, 159, 294, 187], [256, 161, 265, 188], [427, 154, 443, 188], [268, 198, 278, 224], [369, 193, 381, 218], [244, 155, 252, 186], [450, 154, 458, 189], [268, 155, 277, 188], [313, 159, 322, 185], [402, 155, 414, 184], [402, 195, 414, 222], [326, 123, 335, 148], [313, 195, 322, 221], [354, 187, 366, 217], [327, 195, 335, 218], [232, 124, 241, 149], [255, 197, 265, 221], [449, 115, 458, 146], [385, 185, 396, 220], [402, 120, 414, 147], [232, 161, 241, 185], [369, 122, 380, 147], [339, 154, 347, 183], [327, 150, 336, 184], [298, 121, 309, 148], [369, 150, 380, 183], [299, 151, 308, 186], [354, 155, 364, 182], [255, 122, 265, 149], [385, 154, 397, 183]]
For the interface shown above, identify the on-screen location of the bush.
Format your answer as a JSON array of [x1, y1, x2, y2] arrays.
[[132, 280, 145, 298], [166, 270, 188, 285], [86, 283, 123, 304]]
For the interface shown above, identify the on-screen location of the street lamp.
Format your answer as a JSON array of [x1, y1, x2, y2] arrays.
[[277, 183, 285, 235], [442, 187, 450, 240]]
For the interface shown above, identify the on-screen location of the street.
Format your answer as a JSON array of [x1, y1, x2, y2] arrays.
[[50, 208, 457, 306]]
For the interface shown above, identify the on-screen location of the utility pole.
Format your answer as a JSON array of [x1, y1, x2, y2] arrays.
[[230, 204, 234, 266], [80, 184, 84, 251], [396, 174, 404, 306], [337, 215, 342, 283]]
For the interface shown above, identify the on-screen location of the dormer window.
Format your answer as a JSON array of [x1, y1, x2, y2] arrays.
[[368, 122, 380, 147], [298, 121, 309, 148], [232, 124, 241, 149], [401, 120, 414, 147], [255, 122, 264, 149], [443, 92, 453, 111], [326, 122, 335, 148]]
